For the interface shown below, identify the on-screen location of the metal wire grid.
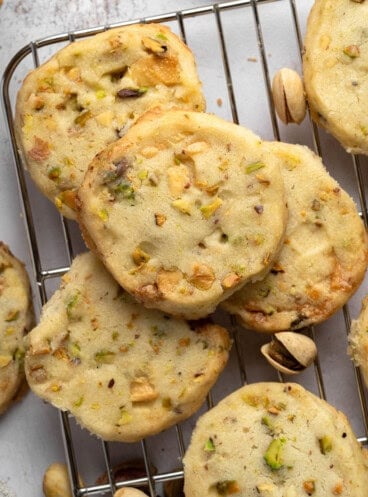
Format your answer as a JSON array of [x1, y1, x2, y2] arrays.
[[2, 0, 368, 495]]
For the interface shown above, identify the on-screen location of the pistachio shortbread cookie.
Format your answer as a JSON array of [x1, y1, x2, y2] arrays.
[[223, 142, 368, 332], [25, 252, 231, 442], [0, 242, 34, 414], [15, 24, 205, 219], [303, 0, 368, 155], [348, 296, 368, 388], [77, 109, 288, 319], [183, 382, 368, 497]]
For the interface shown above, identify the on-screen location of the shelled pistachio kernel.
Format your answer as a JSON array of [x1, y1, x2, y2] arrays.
[[272, 68, 306, 124]]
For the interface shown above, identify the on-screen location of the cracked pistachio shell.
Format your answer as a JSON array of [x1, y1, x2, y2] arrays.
[[272, 68, 306, 125], [261, 331, 317, 375]]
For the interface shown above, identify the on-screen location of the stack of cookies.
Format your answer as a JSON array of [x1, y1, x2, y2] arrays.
[[11, 12, 368, 496]]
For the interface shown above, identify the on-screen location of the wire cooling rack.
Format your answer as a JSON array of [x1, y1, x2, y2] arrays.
[[2, 0, 368, 495]]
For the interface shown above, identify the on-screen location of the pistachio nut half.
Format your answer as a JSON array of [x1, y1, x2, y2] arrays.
[[261, 331, 317, 375]]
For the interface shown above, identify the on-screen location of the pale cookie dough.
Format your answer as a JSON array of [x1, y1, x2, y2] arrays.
[[0, 242, 34, 414], [183, 382, 368, 497], [25, 252, 231, 442], [348, 295, 368, 388], [223, 142, 368, 332], [303, 0, 368, 155], [15, 23, 205, 219], [77, 109, 288, 319]]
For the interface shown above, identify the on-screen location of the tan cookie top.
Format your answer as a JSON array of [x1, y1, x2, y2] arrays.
[[0, 242, 34, 414], [348, 295, 368, 388], [303, 0, 368, 155], [25, 252, 231, 442], [77, 109, 288, 319], [15, 23, 205, 219], [223, 142, 368, 332], [183, 382, 368, 497]]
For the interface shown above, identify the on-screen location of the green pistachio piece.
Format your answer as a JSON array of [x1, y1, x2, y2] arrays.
[[200, 197, 223, 218], [47, 167, 61, 180], [114, 181, 135, 200], [318, 435, 332, 454], [263, 437, 286, 470], [74, 110, 92, 127], [214, 480, 240, 495], [65, 292, 80, 319], [204, 437, 216, 452], [245, 161, 265, 174], [95, 349, 116, 364]]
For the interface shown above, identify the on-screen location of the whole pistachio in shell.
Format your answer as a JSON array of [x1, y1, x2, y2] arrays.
[[272, 68, 306, 124], [261, 332, 317, 375]]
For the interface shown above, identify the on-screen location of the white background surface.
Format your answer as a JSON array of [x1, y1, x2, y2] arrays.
[[1, 1, 368, 496]]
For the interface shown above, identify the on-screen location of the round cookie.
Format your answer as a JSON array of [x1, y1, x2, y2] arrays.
[[348, 295, 368, 388], [0, 242, 34, 414], [15, 23, 205, 219], [303, 0, 368, 155], [222, 142, 368, 332], [24, 252, 231, 442], [76, 109, 288, 319], [183, 382, 368, 497]]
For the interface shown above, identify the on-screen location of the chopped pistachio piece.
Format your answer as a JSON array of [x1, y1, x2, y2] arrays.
[[117, 410, 133, 425], [245, 161, 266, 174], [172, 199, 192, 215], [65, 292, 80, 319], [343, 45, 360, 58], [113, 181, 135, 200], [263, 437, 286, 470], [47, 167, 61, 180], [74, 396, 84, 407], [261, 416, 274, 430], [94, 349, 116, 364], [98, 209, 108, 222], [214, 480, 240, 495], [132, 247, 150, 265], [69, 342, 81, 358], [204, 437, 216, 452], [156, 32, 168, 41], [95, 89, 106, 99], [5, 309, 19, 322], [318, 435, 332, 454], [200, 197, 223, 218], [142, 36, 167, 54], [74, 110, 92, 127]]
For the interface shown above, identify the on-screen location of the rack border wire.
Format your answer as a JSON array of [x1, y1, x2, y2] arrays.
[[2, 0, 368, 496]]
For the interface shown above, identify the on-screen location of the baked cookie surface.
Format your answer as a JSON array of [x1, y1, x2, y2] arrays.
[[0, 242, 34, 414], [183, 382, 368, 497], [223, 142, 368, 332], [15, 23, 205, 219], [24, 252, 231, 442], [348, 296, 368, 388], [77, 109, 288, 319], [303, 0, 368, 155]]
